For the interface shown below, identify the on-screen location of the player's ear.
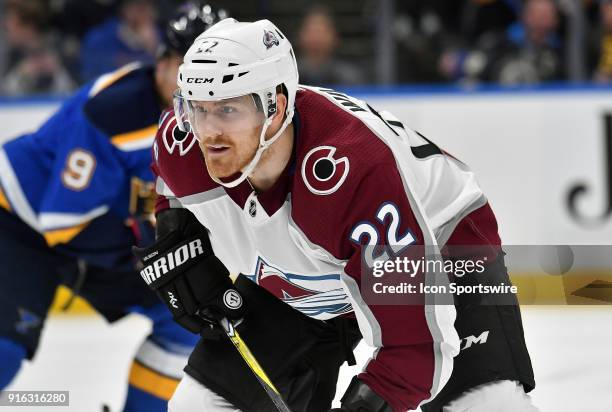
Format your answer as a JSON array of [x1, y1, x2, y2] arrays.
[[274, 92, 287, 123]]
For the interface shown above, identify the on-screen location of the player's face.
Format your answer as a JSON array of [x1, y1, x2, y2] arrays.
[[190, 95, 265, 178]]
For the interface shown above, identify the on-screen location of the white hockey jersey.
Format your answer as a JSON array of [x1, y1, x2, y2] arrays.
[[152, 86, 502, 411]]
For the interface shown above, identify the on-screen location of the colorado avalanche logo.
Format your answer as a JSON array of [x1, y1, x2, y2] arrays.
[[263, 29, 280, 49], [247, 256, 352, 319], [162, 115, 197, 156], [301, 146, 350, 195]]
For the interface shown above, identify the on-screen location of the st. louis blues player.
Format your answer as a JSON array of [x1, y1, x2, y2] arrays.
[[0, 3, 227, 411]]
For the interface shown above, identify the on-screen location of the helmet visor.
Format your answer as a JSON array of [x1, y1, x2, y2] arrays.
[[173, 90, 266, 138]]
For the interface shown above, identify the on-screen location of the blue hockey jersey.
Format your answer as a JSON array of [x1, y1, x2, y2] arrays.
[[0, 63, 161, 270]]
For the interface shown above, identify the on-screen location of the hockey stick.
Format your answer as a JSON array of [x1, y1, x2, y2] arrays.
[[216, 316, 292, 412]]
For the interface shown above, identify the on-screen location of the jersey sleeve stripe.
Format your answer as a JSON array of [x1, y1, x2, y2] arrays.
[[340, 273, 382, 347], [133, 339, 188, 380], [114, 137, 156, 152], [41, 205, 109, 247], [394, 172, 460, 403], [0, 184, 11, 212], [155, 176, 176, 198], [0, 147, 39, 230], [393, 166, 459, 402], [168, 198, 182, 209], [39, 205, 109, 231], [111, 124, 158, 151], [178, 186, 226, 206], [88, 62, 142, 97], [128, 360, 179, 400], [435, 194, 487, 247], [43, 222, 90, 247], [345, 105, 461, 401]]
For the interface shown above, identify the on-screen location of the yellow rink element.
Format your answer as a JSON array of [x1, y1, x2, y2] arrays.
[[511, 270, 612, 305], [128, 361, 179, 400], [50, 286, 96, 315]]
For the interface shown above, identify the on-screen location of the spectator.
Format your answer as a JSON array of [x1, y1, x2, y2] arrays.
[[79, 0, 159, 82], [394, 0, 467, 83], [296, 5, 366, 86], [461, 0, 521, 43], [1, 0, 75, 95], [50, 0, 122, 82], [589, 0, 612, 83], [421, 0, 519, 83], [447, 0, 564, 85], [495, 0, 563, 84]]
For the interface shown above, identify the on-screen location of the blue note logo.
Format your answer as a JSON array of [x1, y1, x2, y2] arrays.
[[16, 308, 41, 334]]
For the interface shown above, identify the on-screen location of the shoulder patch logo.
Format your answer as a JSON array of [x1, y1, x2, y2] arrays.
[[301, 146, 349, 195], [162, 116, 197, 156], [263, 29, 280, 49]]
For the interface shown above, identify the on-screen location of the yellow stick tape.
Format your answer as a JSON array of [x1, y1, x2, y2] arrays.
[[228, 326, 280, 394]]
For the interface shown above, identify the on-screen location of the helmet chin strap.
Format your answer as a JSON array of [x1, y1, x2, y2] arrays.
[[208, 107, 294, 189]]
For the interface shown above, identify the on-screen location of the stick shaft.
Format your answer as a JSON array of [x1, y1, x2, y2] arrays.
[[218, 317, 292, 412]]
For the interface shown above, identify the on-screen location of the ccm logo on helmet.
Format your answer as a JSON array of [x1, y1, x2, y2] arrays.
[[140, 239, 205, 285], [186, 77, 214, 84], [301, 146, 350, 195]]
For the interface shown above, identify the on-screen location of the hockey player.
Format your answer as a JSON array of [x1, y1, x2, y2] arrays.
[[0, 3, 227, 411], [137, 18, 537, 411]]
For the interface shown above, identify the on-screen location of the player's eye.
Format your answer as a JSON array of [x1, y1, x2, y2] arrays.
[[219, 105, 236, 114]]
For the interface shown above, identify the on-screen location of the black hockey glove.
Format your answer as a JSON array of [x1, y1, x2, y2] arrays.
[[329, 377, 392, 412], [133, 227, 245, 334]]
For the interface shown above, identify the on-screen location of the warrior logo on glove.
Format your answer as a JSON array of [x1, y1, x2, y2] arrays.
[[140, 238, 205, 285]]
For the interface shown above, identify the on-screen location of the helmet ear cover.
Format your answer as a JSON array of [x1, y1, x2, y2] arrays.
[[263, 84, 288, 119], [257, 88, 279, 119]]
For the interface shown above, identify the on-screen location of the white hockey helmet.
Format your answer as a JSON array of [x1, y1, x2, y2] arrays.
[[174, 18, 299, 187]]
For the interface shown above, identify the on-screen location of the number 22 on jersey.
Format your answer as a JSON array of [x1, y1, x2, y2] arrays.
[[350, 202, 416, 267]]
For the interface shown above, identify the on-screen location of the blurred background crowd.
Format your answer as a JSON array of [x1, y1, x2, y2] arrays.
[[0, 0, 610, 96]]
